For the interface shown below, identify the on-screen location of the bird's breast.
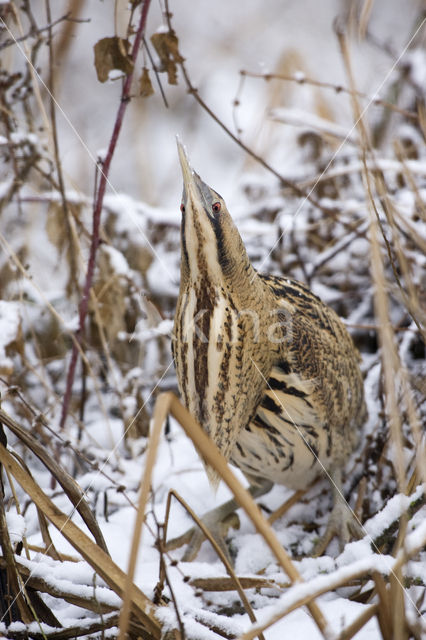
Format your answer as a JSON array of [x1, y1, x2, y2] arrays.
[[230, 365, 331, 489], [173, 282, 260, 461]]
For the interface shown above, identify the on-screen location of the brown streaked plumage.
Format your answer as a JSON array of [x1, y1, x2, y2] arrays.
[[171, 140, 366, 558]]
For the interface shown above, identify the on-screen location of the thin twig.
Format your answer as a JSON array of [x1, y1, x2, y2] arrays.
[[142, 35, 169, 107], [0, 12, 83, 51], [240, 69, 419, 122], [44, 0, 78, 294], [60, 0, 152, 430]]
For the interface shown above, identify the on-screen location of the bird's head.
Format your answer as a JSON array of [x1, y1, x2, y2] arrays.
[[177, 138, 251, 287]]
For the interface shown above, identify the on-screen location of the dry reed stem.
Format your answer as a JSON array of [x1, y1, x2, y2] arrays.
[[0, 443, 161, 639], [338, 19, 407, 492], [153, 392, 330, 638], [358, 0, 375, 39], [372, 571, 393, 640], [337, 23, 416, 639], [337, 604, 378, 640], [45, 0, 78, 294], [10, 4, 52, 142], [117, 389, 164, 640], [375, 177, 426, 342], [0, 409, 108, 553]]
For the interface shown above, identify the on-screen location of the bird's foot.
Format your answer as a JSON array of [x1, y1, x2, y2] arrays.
[[165, 503, 240, 563], [312, 496, 363, 557]]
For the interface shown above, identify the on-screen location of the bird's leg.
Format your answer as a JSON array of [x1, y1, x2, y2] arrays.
[[312, 467, 364, 556], [165, 480, 273, 563]]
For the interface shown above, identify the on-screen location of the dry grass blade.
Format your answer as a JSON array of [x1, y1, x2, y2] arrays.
[[189, 576, 281, 592], [337, 604, 378, 640], [241, 511, 426, 640], [153, 392, 329, 638], [35, 506, 62, 561], [336, 22, 422, 639], [0, 408, 108, 554], [372, 571, 392, 640], [163, 488, 265, 639], [1, 615, 119, 640], [0, 483, 33, 624], [0, 442, 161, 640]]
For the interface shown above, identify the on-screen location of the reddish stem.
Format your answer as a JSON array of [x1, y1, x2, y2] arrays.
[[60, 0, 152, 430]]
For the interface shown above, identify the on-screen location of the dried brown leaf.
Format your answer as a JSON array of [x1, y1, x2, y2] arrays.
[[139, 66, 154, 97], [94, 37, 134, 83], [150, 30, 183, 85], [46, 201, 82, 298], [46, 201, 67, 255], [90, 245, 129, 345], [0, 301, 24, 377], [0, 246, 26, 298]]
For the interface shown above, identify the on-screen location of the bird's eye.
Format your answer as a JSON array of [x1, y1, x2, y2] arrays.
[[212, 202, 221, 214], [180, 203, 185, 213]]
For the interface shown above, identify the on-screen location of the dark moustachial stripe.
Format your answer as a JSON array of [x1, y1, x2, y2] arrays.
[[214, 221, 230, 273], [180, 208, 189, 267]]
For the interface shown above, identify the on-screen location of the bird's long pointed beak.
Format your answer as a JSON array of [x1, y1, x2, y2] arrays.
[[176, 137, 194, 194], [176, 137, 216, 216]]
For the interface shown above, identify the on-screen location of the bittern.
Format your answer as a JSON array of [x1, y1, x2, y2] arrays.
[[171, 140, 366, 560]]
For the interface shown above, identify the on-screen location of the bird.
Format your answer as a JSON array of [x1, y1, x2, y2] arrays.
[[170, 139, 367, 560]]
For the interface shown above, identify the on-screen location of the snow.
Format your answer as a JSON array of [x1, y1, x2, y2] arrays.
[[271, 107, 358, 144], [17, 555, 121, 608], [293, 70, 306, 83], [6, 513, 26, 546], [405, 49, 426, 89], [363, 484, 425, 539], [64, 315, 80, 331], [0, 301, 21, 373], [101, 245, 131, 277]]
